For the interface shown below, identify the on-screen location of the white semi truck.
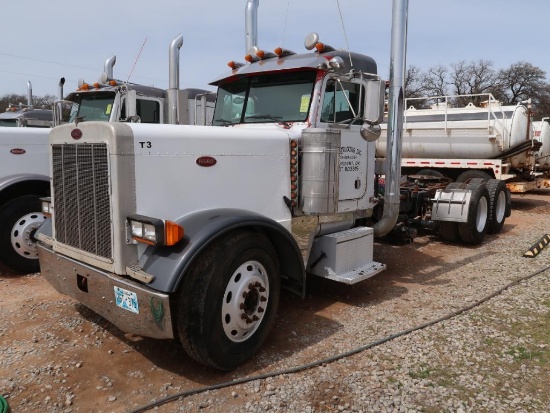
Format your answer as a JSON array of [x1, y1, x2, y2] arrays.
[[36, 0, 508, 370], [0, 80, 65, 274], [0, 81, 54, 128], [376, 94, 550, 193], [0, 43, 214, 274], [54, 41, 215, 128]]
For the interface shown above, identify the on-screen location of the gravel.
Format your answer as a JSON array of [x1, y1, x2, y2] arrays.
[[1, 191, 549, 413]]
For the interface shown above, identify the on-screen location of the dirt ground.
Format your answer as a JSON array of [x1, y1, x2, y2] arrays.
[[1, 190, 549, 413]]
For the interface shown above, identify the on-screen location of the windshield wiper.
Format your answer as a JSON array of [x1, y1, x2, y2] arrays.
[[213, 118, 235, 126], [245, 114, 290, 128]]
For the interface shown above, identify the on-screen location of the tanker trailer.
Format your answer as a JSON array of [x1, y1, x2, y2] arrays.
[[375, 93, 540, 186], [534, 117, 550, 172]]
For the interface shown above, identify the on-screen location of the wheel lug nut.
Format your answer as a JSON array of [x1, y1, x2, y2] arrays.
[[254, 282, 261, 287], [246, 318, 253, 324], [241, 314, 247, 320], [259, 287, 266, 292], [248, 283, 255, 289], [242, 291, 248, 298], [260, 296, 267, 302], [258, 307, 265, 313], [240, 303, 246, 309], [252, 315, 259, 321]]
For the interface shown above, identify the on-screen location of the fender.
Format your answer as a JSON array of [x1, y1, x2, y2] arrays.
[[0, 173, 50, 206], [0, 173, 49, 191], [138, 208, 306, 298]]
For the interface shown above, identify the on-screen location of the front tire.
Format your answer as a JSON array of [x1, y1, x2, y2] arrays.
[[0, 195, 47, 274], [177, 230, 280, 371]]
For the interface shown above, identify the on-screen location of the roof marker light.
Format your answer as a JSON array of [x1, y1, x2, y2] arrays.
[[255, 49, 277, 60], [245, 46, 261, 63], [274, 47, 296, 58], [228, 61, 245, 70]]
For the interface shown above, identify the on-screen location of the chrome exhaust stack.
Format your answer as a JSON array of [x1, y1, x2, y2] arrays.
[[374, 0, 408, 237], [245, 0, 259, 54], [104, 55, 116, 79], [58, 77, 65, 100], [27, 81, 33, 109], [167, 34, 184, 125]]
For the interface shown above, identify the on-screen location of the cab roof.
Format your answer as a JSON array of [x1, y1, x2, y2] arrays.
[[210, 50, 378, 86]]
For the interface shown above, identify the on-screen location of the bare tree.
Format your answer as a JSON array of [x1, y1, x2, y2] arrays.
[[0, 94, 28, 113], [0, 93, 56, 114], [448, 59, 497, 106], [33, 94, 57, 109], [420, 65, 448, 98], [404, 65, 424, 98], [496, 61, 547, 104], [532, 83, 550, 120]]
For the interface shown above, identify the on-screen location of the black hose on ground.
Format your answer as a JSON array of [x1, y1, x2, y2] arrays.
[[127, 263, 550, 413]]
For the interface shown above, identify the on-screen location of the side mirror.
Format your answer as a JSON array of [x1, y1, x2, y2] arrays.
[[363, 79, 385, 124]]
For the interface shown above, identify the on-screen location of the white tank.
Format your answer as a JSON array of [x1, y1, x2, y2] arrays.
[[536, 118, 550, 171], [376, 96, 535, 169]]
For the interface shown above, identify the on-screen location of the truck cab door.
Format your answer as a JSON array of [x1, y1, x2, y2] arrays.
[[317, 77, 375, 211]]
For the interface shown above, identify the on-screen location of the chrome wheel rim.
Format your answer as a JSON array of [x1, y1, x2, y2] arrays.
[[11, 212, 46, 259], [222, 260, 269, 342]]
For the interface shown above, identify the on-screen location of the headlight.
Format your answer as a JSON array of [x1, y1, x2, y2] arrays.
[[127, 215, 184, 246]]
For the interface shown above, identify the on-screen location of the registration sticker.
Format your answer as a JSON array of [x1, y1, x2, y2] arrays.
[[114, 286, 139, 314], [300, 94, 311, 113]]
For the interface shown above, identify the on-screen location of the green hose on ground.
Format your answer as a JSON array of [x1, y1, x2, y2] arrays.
[[0, 395, 9, 413]]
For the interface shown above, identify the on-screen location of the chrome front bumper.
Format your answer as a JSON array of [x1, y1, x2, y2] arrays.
[[37, 242, 174, 339]]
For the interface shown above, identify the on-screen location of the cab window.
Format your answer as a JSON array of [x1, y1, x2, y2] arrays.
[[321, 80, 363, 124]]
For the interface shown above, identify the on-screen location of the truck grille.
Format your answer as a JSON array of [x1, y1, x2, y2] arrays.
[[52, 143, 112, 259]]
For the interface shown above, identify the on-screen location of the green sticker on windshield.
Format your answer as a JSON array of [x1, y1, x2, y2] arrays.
[[105, 104, 112, 115], [300, 95, 310, 113]]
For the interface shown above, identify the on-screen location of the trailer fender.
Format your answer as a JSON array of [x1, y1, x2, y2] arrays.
[[137, 208, 306, 298]]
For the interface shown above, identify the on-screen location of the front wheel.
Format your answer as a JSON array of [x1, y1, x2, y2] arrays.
[[0, 195, 47, 274], [177, 230, 280, 371]]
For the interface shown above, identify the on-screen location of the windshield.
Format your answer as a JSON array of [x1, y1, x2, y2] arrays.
[[0, 119, 17, 127], [67, 92, 117, 123], [212, 71, 317, 126]]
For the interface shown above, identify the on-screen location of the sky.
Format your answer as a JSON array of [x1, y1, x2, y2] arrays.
[[1, 0, 549, 99]]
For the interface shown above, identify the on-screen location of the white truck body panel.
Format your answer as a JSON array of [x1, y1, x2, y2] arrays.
[[0, 128, 50, 179], [130, 124, 293, 230]]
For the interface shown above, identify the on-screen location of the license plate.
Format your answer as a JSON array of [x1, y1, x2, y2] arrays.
[[114, 286, 139, 314]]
